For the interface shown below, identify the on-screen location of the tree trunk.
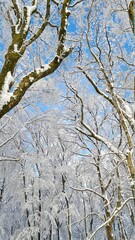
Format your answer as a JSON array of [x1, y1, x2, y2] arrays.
[[22, 166, 34, 240], [65, 196, 72, 240], [82, 196, 88, 237], [55, 218, 61, 240], [49, 224, 53, 240]]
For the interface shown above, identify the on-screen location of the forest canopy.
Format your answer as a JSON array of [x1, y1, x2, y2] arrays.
[[0, 0, 135, 240]]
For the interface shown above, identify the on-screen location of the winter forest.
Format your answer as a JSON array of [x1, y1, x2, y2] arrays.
[[0, 0, 135, 239]]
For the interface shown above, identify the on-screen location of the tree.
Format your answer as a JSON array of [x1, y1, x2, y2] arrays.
[[60, 0, 135, 238], [0, 108, 83, 239], [0, 0, 135, 240], [128, 0, 134, 33], [0, 0, 74, 118]]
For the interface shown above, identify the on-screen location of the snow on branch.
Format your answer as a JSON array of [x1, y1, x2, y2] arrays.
[[12, 0, 21, 21], [0, 126, 22, 148], [24, 0, 50, 48], [70, 186, 109, 202], [0, 45, 72, 118], [78, 66, 113, 105], [87, 197, 135, 240], [69, 85, 124, 160], [0, 0, 73, 118], [76, 125, 124, 160], [0, 72, 14, 110], [57, 0, 72, 56], [23, 0, 38, 33], [116, 94, 135, 131]]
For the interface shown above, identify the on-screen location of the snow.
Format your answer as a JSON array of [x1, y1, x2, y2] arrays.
[[66, 9, 71, 15], [14, 44, 19, 52], [122, 102, 133, 117], [65, 18, 68, 27], [36, 64, 50, 74], [0, 72, 14, 110], [14, 0, 21, 34], [116, 95, 133, 117], [63, 45, 69, 51], [23, 0, 37, 33], [29, 76, 34, 82], [65, 6, 68, 13], [130, 178, 135, 188], [15, 25, 20, 34], [2, 72, 14, 93], [15, 19, 22, 34], [0, 92, 13, 110]]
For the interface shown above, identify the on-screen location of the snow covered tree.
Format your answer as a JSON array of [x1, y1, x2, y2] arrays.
[[61, 0, 135, 239], [0, 108, 84, 239], [0, 0, 74, 118], [0, 0, 135, 240]]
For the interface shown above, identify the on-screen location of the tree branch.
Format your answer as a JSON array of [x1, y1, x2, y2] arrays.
[[87, 197, 135, 240]]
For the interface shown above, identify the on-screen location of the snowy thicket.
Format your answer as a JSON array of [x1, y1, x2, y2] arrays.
[[0, 0, 135, 240]]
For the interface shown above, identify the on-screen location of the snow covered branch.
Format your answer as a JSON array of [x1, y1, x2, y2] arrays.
[[0, 0, 73, 118], [87, 197, 135, 240], [70, 186, 109, 202]]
